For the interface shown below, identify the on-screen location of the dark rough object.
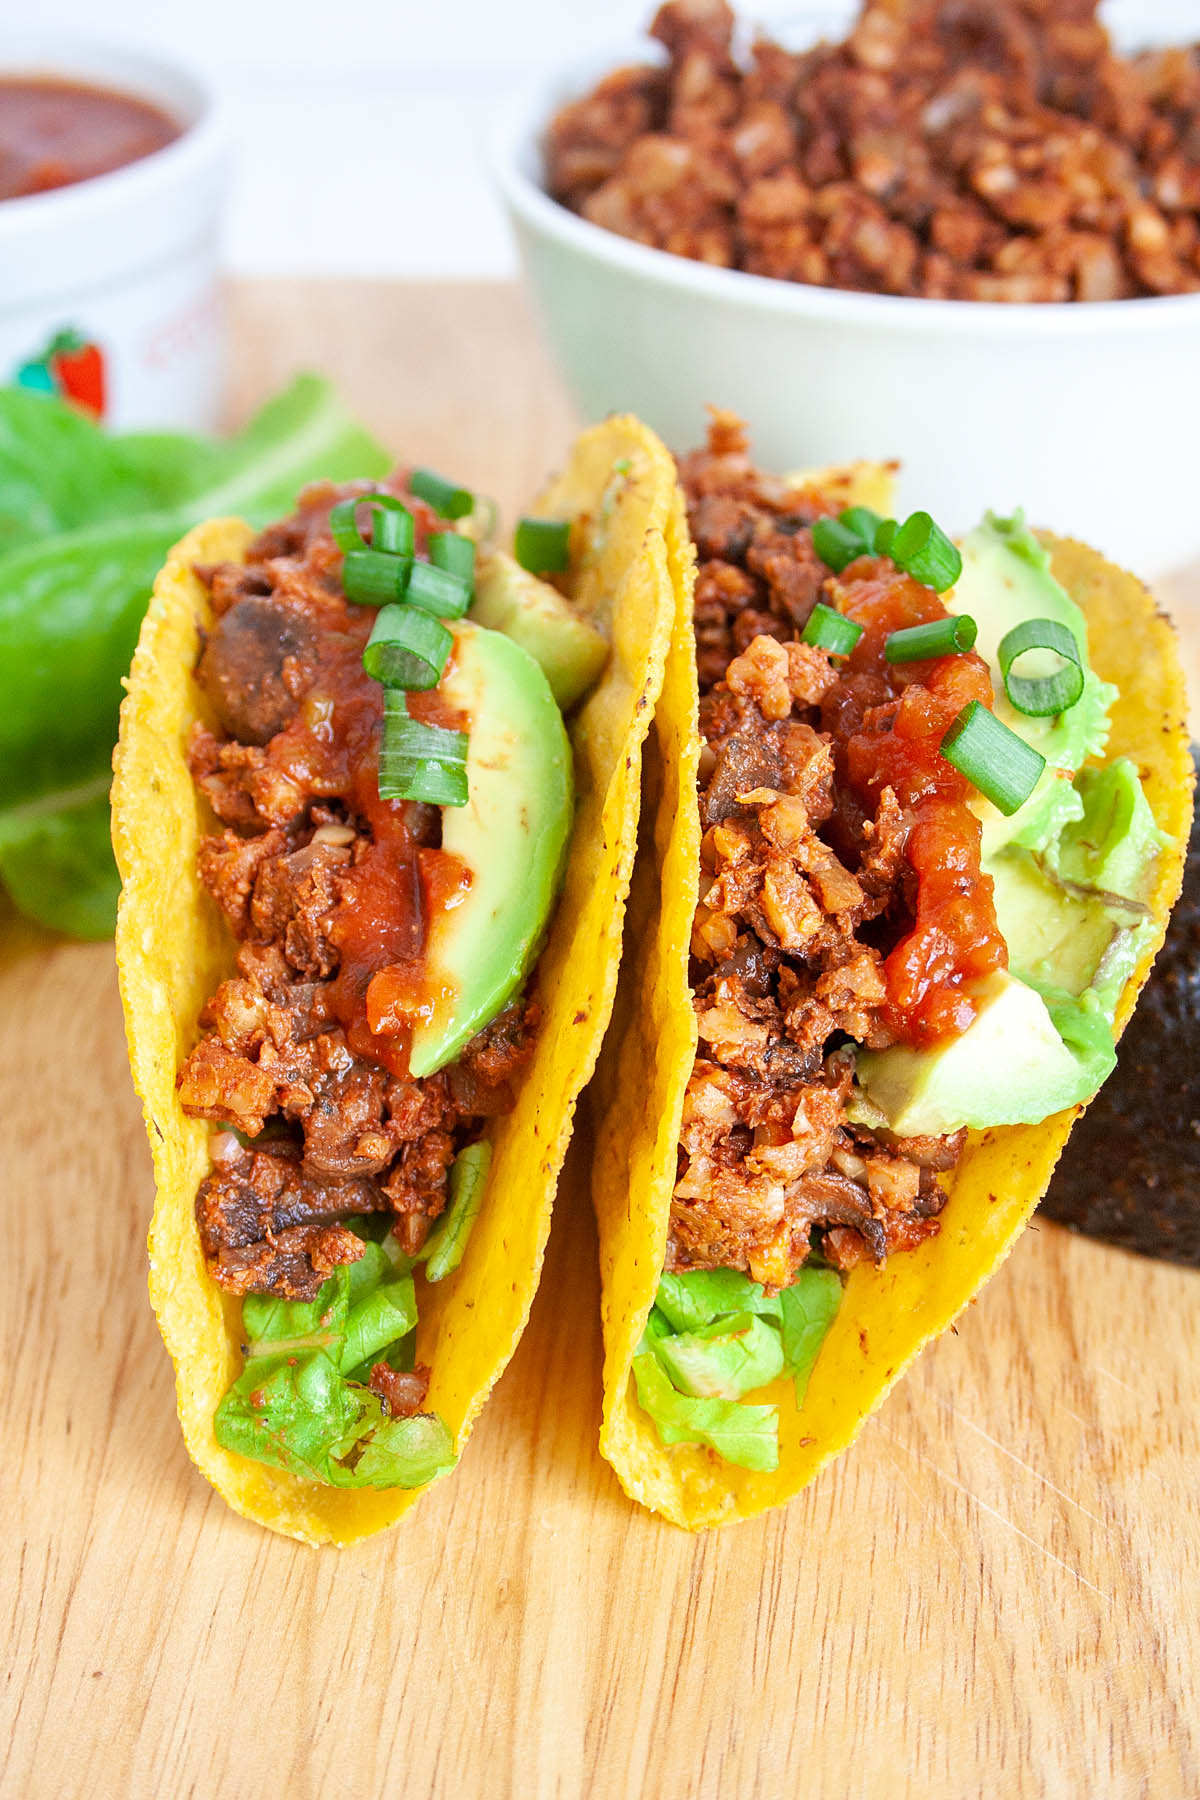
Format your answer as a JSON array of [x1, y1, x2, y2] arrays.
[[1040, 750, 1200, 1267]]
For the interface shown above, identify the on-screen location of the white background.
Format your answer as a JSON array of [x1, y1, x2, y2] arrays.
[[16, 0, 1164, 278]]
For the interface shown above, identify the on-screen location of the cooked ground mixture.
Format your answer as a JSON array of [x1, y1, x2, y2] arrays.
[[546, 0, 1200, 301], [668, 414, 1000, 1287], [176, 483, 538, 1407]]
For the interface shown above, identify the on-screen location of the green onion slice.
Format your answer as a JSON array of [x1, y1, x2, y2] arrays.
[[997, 616, 1084, 717], [405, 560, 473, 620], [514, 517, 571, 575], [362, 605, 453, 691], [885, 614, 978, 663], [940, 700, 1046, 816], [409, 467, 474, 520], [811, 516, 868, 573], [801, 602, 863, 656], [330, 493, 413, 557], [342, 548, 411, 606], [840, 505, 884, 545], [429, 531, 476, 586], [888, 511, 962, 591], [874, 517, 897, 557], [379, 692, 469, 807], [372, 499, 415, 558]]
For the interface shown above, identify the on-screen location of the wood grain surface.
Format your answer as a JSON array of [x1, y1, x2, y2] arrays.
[[4, 282, 1198, 1800]]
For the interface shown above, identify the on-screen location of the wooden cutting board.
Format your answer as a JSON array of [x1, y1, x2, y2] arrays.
[[4, 282, 1198, 1800]]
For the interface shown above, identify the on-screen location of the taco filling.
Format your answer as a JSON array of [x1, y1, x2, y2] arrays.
[[634, 416, 1170, 1471], [174, 476, 600, 1490]]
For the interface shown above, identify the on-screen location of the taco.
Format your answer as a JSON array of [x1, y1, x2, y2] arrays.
[[592, 413, 1194, 1529], [112, 418, 681, 1545]]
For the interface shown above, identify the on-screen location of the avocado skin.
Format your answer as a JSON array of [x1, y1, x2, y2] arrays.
[[1041, 749, 1200, 1267]]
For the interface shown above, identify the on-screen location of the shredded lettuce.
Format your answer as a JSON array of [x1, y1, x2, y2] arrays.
[[654, 1267, 782, 1333], [216, 1250, 454, 1490], [653, 1312, 785, 1400], [779, 1267, 843, 1406], [632, 1354, 780, 1472], [635, 1265, 842, 1469]]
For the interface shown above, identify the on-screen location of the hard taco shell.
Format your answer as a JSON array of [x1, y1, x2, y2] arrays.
[[592, 476, 1195, 1530], [113, 418, 683, 1545]]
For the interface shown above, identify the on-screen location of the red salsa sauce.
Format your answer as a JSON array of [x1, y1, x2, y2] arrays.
[[0, 77, 179, 201], [823, 560, 1007, 1045], [195, 486, 471, 1082]]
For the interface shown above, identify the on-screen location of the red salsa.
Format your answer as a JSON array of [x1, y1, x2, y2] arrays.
[[823, 561, 1007, 1045], [0, 78, 179, 201]]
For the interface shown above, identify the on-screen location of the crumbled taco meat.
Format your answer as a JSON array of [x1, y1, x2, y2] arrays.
[[177, 482, 538, 1301], [546, 0, 1200, 301], [669, 415, 989, 1286]]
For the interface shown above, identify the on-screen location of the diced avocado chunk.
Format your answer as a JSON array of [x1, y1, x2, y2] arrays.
[[854, 970, 1102, 1135], [951, 512, 1117, 857], [469, 550, 608, 711], [407, 621, 573, 1079]]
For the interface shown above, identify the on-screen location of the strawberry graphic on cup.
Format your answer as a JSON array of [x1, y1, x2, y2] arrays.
[[15, 328, 107, 418]]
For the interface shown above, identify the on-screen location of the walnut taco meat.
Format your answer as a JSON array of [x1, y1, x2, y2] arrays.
[[113, 419, 681, 1545], [591, 414, 1194, 1529]]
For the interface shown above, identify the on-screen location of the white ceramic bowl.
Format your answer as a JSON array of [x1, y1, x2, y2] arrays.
[[495, 20, 1200, 579], [0, 33, 229, 431]]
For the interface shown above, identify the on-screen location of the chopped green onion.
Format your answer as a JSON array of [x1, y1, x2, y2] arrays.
[[372, 498, 414, 558], [342, 548, 410, 605], [362, 605, 452, 691], [874, 517, 897, 557], [997, 616, 1084, 717], [405, 560, 473, 620], [940, 700, 1046, 816], [802, 602, 863, 656], [514, 517, 571, 575], [422, 1141, 491, 1282], [379, 692, 469, 807], [409, 467, 474, 520], [840, 505, 884, 545], [429, 531, 476, 587], [885, 614, 978, 663], [888, 511, 962, 591], [330, 493, 413, 556], [811, 516, 869, 573]]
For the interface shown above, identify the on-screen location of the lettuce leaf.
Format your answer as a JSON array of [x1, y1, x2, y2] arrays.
[[654, 1267, 782, 1332], [778, 1266, 843, 1405], [632, 1353, 780, 1472], [636, 1264, 843, 1468], [0, 375, 389, 937], [653, 1311, 785, 1401], [215, 1245, 454, 1491]]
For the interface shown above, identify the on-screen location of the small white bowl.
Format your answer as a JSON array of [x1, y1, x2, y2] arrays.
[[495, 33, 1200, 579], [0, 32, 229, 431]]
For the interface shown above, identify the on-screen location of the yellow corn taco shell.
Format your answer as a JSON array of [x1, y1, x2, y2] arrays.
[[592, 472, 1194, 1531], [112, 417, 680, 1545]]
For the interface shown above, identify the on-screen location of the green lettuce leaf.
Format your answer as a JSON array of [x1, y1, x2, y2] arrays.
[[778, 1266, 842, 1406], [0, 374, 389, 937], [216, 1244, 454, 1491], [632, 1353, 780, 1472], [653, 1267, 782, 1333], [419, 1140, 490, 1282], [653, 1311, 785, 1401]]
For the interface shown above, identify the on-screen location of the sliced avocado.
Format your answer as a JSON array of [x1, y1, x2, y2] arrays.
[[469, 551, 608, 711], [854, 970, 1101, 1135], [987, 853, 1121, 1000], [951, 513, 1117, 857], [407, 622, 573, 1080]]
